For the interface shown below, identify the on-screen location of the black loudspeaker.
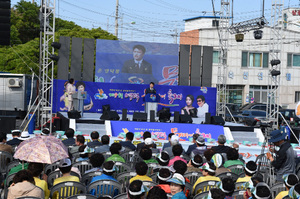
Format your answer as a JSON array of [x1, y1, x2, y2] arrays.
[[0, 116, 15, 134], [180, 115, 193, 123], [205, 112, 211, 124], [68, 110, 81, 119], [122, 109, 128, 121], [211, 116, 225, 126], [174, 111, 180, 123], [133, 112, 147, 122], [100, 104, 111, 120], [150, 110, 155, 122], [0, 0, 10, 45], [101, 111, 120, 120]]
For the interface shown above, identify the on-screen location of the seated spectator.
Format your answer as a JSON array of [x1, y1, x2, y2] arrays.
[[7, 130, 22, 146], [204, 148, 216, 162], [87, 131, 102, 148], [275, 173, 298, 199], [130, 161, 153, 183], [250, 182, 272, 199], [223, 147, 244, 168], [156, 168, 172, 195], [147, 186, 168, 199], [62, 128, 75, 147], [172, 160, 189, 183], [28, 162, 50, 199], [232, 142, 244, 161], [166, 173, 187, 199], [139, 146, 158, 164], [207, 188, 226, 199], [128, 180, 147, 199], [84, 153, 105, 174], [244, 176, 263, 199], [217, 177, 235, 198], [186, 154, 203, 173], [120, 132, 136, 151], [211, 135, 230, 154], [153, 151, 170, 173], [69, 135, 85, 154], [145, 138, 160, 154], [7, 170, 43, 199], [76, 145, 90, 162], [236, 161, 257, 183], [41, 128, 50, 136], [0, 131, 13, 154], [193, 162, 220, 194], [162, 133, 174, 150], [289, 182, 300, 199], [136, 131, 157, 151], [53, 158, 80, 186], [211, 153, 230, 176], [168, 144, 187, 166], [19, 131, 31, 141], [190, 136, 207, 158], [165, 135, 185, 158], [186, 134, 199, 156], [105, 143, 125, 163], [95, 135, 110, 154], [90, 161, 117, 183]]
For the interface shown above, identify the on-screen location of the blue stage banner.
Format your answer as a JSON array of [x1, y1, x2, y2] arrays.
[[95, 40, 179, 85], [110, 121, 224, 142], [53, 80, 216, 116]]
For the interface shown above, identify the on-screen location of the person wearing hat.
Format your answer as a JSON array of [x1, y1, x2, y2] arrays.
[[186, 133, 199, 155], [243, 176, 264, 199], [139, 146, 158, 164], [289, 182, 300, 199], [156, 168, 172, 195], [204, 188, 225, 199], [266, 129, 296, 182], [76, 145, 94, 162], [211, 135, 230, 154], [193, 162, 220, 194], [250, 182, 272, 199], [147, 186, 168, 199], [0, 132, 13, 154], [217, 177, 235, 198], [128, 180, 148, 199], [105, 143, 125, 163], [136, 131, 157, 151], [275, 173, 299, 199], [153, 151, 170, 173], [190, 136, 207, 158], [167, 173, 187, 199], [41, 128, 50, 136], [144, 137, 160, 154], [211, 153, 230, 176], [236, 161, 257, 183], [53, 158, 80, 186], [187, 154, 203, 173], [165, 135, 181, 158], [7, 130, 22, 146], [120, 132, 136, 151]]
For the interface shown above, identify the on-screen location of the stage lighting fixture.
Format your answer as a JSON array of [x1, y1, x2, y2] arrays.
[[158, 107, 171, 122], [49, 54, 59, 61], [51, 42, 61, 49], [253, 30, 263, 39], [270, 59, 281, 66], [235, 33, 244, 42], [271, 69, 281, 77]]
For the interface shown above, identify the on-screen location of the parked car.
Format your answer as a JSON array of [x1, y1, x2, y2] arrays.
[[278, 109, 300, 126], [235, 109, 267, 124], [240, 103, 282, 112]]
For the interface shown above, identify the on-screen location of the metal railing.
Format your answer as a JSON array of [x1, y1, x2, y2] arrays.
[[224, 106, 237, 123]]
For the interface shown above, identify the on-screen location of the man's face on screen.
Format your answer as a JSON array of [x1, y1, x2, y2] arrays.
[[133, 48, 144, 61]]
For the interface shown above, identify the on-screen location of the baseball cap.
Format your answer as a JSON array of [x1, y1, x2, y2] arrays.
[[196, 136, 205, 145], [19, 131, 31, 140], [59, 158, 71, 167], [145, 138, 153, 145], [170, 135, 179, 145], [167, 173, 185, 185], [218, 135, 226, 144], [201, 162, 216, 173]]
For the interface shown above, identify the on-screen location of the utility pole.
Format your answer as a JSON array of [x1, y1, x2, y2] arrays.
[[115, 0, 119, 37]]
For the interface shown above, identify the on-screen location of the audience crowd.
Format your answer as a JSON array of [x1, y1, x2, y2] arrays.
[[1, 127, 299, 199]]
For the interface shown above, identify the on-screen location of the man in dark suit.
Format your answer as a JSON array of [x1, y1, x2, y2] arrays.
[[145, 82, 156, 95], [120, 132, 136, 151], [122, 44, 152, 74], [7, 130, 22, 146], [62, 128, 76, 147], [87, 131, 102, 148]]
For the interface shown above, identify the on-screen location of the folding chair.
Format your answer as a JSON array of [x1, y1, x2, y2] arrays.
[[113, 161, 131, 178], [146, 163, 159, 175], [73, 161, 93, 175], [81, 171, 102, 186], [142, 181, 157, 190], [184, 172, 203, 185], [44, 161, 60, 175], [66, 194, 98, 199], [116, 171, 137, 192], [235, 182, 247, 190], [72, 152, 81, 163], [102, 152, 112, 160], [149, 173, 158, 183], [227, 165, 245, 175], [193, 191, 209, 199], [270, 183, 286, 198], [0, 151, 13, 176], [180, 153, 191, 163], [47, 170, 81, 188], [50, 181, 86, 199], [87, 179, 122, 198], [6, 160, 20, 174], [113, 193, 128, 199], [216, 172, 239, 182], [193, 180, 219, 195], [184, 182, 193, 198], [120, 151, 135, 163], [232, 190, 246, 199]]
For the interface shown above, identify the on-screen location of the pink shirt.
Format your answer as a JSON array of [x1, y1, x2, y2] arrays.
[[168, 156, 187, 166]]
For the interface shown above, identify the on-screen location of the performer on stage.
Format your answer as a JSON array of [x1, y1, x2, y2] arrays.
[[66, 78, 76, 111], [145, 82, 156, 95]]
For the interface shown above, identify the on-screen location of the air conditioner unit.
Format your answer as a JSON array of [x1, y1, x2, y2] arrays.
[[7, 78, 21, 88]]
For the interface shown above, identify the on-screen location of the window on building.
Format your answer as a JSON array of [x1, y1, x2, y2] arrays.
[[249, 86, 268, 103], [295, 91, 300, 103], [241, 51, 269, 68], [212, 20, 219, 27], [213, 51, 220, 64], [287, 53, 300, 67]]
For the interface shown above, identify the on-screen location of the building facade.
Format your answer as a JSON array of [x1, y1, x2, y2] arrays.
[[180, 9, 300, 109]]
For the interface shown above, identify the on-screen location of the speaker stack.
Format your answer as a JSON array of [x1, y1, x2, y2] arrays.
[[0, 0, 11, 45]]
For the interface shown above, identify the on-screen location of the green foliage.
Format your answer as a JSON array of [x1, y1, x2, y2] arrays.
[[0, 0, 117, 76]]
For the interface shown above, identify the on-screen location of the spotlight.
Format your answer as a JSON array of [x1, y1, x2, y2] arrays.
[[49, 54, 59, 61], [270, 59, 281, 66], [235, 33, 244, 42], [271, 69, 281, 77], [253, 30, 263, 39], [51, 42, 61, 49]]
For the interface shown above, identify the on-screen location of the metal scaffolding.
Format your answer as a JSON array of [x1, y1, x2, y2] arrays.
[[38, 0, 56, 131], [216, 0, 230, 117], [267, 0, 283, 128]]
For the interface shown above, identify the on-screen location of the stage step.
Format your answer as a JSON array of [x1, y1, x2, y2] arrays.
[[231, 131, 259, 144], [76, 123, 107, 136]]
